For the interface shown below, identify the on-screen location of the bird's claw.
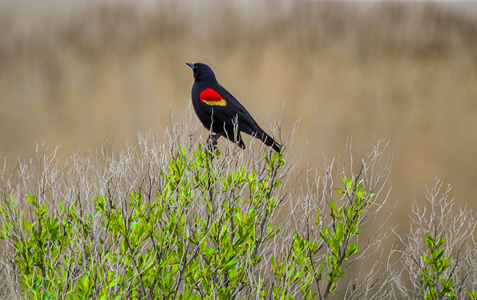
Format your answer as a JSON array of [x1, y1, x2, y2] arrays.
[[205, 134, 219, 154]]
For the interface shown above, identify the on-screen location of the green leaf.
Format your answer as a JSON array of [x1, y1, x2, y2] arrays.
[[271, 256, 278, 273], [225, 260, 238, 269]]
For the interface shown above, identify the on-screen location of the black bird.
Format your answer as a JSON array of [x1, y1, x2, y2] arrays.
[[186, 62, 281, 153]]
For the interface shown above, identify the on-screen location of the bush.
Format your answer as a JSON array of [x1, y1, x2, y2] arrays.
[[0, 121, 476, 299], [394, 178, 477, 300], [1, 144, 286, 299]]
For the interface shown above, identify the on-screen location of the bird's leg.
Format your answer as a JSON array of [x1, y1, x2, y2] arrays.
[[206, 133, 219, 153]]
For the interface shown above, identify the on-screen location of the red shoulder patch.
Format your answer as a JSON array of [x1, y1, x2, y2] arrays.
[[200, 88, 222, 102], [200, 88, 226, 106]]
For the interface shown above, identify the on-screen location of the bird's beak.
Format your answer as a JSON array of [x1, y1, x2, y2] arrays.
[[186, 62, 195, 69]]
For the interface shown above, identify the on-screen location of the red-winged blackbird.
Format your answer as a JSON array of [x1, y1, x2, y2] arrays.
[[186, 62, 281, 153]]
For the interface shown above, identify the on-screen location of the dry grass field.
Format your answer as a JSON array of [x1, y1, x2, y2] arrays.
[[1, 0, 477, 296]]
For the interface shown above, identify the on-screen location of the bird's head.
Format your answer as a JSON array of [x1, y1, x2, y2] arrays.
[[186, 62, 217, 83]]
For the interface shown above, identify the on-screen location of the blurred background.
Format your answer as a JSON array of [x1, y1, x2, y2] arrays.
[[1, 0, 477, 234]]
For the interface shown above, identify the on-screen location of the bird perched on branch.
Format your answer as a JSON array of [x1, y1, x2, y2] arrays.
[[186, 62, 281, 153]]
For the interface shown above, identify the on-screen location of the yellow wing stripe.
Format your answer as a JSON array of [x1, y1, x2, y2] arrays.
[[202, 99, 227, 106]]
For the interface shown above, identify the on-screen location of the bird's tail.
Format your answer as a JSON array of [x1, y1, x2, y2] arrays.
[[257, 131, 281, 153]]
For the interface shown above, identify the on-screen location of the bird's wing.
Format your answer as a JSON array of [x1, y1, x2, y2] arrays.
[[218, 88, 281, 152], [215, 85, 261, 133], [199, 84, 281, 152]]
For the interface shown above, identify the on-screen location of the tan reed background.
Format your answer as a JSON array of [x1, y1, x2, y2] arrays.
[[1, 0, 477, 250]]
